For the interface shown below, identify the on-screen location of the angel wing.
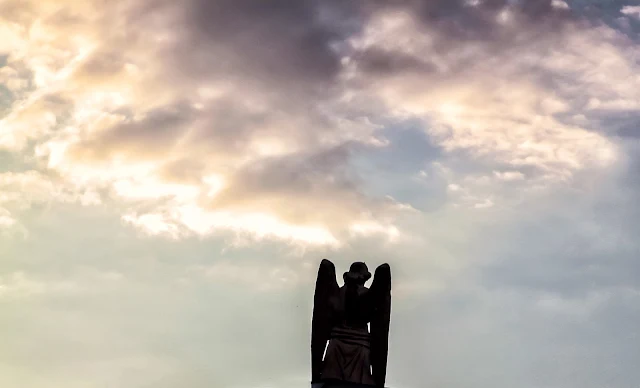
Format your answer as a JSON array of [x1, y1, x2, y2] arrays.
[[311, 259, 339, 383], [369, 263, 392, 387]]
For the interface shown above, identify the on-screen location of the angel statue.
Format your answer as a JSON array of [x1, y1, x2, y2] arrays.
[[311, 259, 391, 388]]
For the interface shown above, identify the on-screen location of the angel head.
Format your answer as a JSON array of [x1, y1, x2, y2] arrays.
[[343, 261, 371, 285]]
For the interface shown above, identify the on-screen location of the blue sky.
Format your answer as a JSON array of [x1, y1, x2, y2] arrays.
[[1, 1, 639, 387]]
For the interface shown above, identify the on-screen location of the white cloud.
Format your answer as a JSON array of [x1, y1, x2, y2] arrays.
[[0, 0, 406, 247], [473, 198, 495, 209], [621, 6, 640, 20], [349, 220, 401, 243], [493, 171, 525, 181], [447, 183, 462, 192], [0, 212, 16, 228], [551, 0, 570, 10], [347, 10, 628, 188]]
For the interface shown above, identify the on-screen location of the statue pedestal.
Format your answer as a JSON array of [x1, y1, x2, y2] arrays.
[[312, 383, 385, 388]]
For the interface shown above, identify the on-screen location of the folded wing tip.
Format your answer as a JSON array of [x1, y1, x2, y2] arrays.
[[320, 258, 335, 267]]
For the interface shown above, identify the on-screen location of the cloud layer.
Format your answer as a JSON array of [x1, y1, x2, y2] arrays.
[[1, 0, 640, 387]]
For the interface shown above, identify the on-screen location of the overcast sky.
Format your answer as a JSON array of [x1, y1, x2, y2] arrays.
[[1, 0, 639, 387]]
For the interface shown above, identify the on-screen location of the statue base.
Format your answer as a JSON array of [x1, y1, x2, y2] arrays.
[[312, 382, 386, 388]]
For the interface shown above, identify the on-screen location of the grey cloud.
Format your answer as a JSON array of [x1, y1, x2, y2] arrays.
[[182, 99, 287, 157], [206, 144, 385, 227], [218, 144, 357, 194], [69, 101, 196, 161], [346, 0, 576, 82], [353, 47, 439, 76], [186, 0, 341, 78], [67, 97, 269, 165], [583, 110, 640, 139], [71, 49, 128, 84], [148, 0, 362, 104], [61, 0, 370, 161], [60, 0, 590, 178], [379, 0, 571, 31], [156, 158, 208, 185], [131, 0, 572, 100]]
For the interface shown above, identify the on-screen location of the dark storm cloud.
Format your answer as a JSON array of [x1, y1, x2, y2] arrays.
[[156, 0, 365, 101], [127, 0, 575, 94]]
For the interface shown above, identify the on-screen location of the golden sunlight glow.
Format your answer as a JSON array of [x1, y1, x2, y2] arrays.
[[122, 213, 183, 239], [202, 174, 225, 198], [349, 221, 400, 242], [174, 205, 341, 247], [436, 103, 464, 119], [249, 138, 292, 157], [113, 178, 200, 202]]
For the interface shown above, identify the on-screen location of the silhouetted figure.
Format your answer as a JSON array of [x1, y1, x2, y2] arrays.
[[311, 260, 391, 388]]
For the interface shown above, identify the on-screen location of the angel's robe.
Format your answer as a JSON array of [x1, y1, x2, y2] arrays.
[[320, 285, 376, 386]]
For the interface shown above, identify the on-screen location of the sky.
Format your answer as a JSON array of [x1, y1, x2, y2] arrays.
[[0, 0, 639, 387]]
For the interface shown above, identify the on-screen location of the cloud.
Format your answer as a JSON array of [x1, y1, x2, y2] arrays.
[[0, 0, 408, 247], [493, 170, 525, 181], [5, 0, 635, 245], [621, 5, 640, 20], [0, 207, 16, 229], [330, 3, 640, 216], [2, 1, 640, 388], [346, 9, 625, 175]]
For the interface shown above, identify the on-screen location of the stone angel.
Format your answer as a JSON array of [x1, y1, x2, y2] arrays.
[[311, 260, 391, 387]]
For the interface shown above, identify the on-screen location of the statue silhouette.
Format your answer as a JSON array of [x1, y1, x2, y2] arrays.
[[311, 259, 391, 387]]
